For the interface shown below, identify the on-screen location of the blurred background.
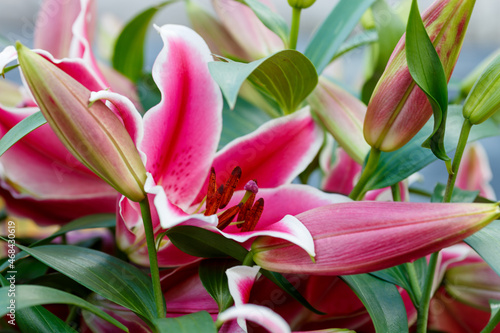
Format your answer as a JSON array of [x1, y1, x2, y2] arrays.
[[0, 0, 499, 198]]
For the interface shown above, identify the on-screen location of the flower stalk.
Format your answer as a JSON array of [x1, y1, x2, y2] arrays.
[[348, 147, 381, 200]]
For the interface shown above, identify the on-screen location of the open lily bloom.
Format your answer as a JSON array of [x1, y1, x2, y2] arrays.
[[108, 24, 348, 266], [0, 0, 139, 224]]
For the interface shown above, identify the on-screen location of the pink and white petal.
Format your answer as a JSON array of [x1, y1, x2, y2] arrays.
[[89, 90, 144, 149], [226, 266, 261, 306], [97, 63, 142, 111], [141, 24, 222, 211], [456, 142, 496, 200], [221, 184, 351, 239], [144, 173, 218, 229], [321, 147, 362, 195], [0, 46, 17, 69], [34, 0, 82, 59], [68, 0, 106, 87], [208, 108, 322, 196], [217, 304, 291, 333]]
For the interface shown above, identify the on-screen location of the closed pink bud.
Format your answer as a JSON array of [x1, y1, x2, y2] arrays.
[[363, 0, 475, 151]]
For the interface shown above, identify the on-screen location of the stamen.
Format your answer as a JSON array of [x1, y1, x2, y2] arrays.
[[219, 166, 242, 209], [241, 198, 264, 232], [206, 167, 217, 207], [217, 204, 241, 230], [205, 184, 224, 216], [236, 192, 255, 228]]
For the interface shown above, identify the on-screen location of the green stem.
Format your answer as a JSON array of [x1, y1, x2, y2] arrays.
[[242, 251, 255, 266], [391, 183, 401, 202], [289, 7, 301, 50], [349, 148, 381, 200], [416, 252, 438, 333], [140, 197, 166, 318], [443, 119, 473, 202], [405, 262, 422, 307]]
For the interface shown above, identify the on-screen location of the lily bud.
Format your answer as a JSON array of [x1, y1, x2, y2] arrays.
[[463, 53, 500, 124], [308, 77, 370, 164], [252, 202, 500, 275], [363, 0, 475, 151], [445, 262, 500, 310], [16, 43, 147, 202], [287, 0, 316, 9]]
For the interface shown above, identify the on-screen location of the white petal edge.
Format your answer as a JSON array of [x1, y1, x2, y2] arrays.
[[217, 304, 291, 333]]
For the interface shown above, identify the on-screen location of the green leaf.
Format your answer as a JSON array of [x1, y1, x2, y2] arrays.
[[112, 1, 176, 82], [371, 258, 427, 307], [30, 213, 116, 247], [465, 221, 500, 278], [406, 0, 449, 162], [199, 259, 236, 312], [363, 106, 500, 191], [154, 311, 217, 333], [137, 72, 161, 111], [9, 243, 159, 323], [431, 183, 479, 203], [304, 0, 376, 73], [361, 0, 405, 103], [219, 98, 271, 150], [260, 269, 325, 315], [209, 50, 318, 114], [239, 0, 289, 46], [13, 257, 48, 282], [17, 306, 78, 333], [166, 226, 249, 262], [341, 274, 409, 333], [0, 111, 46, 158], [333, 29, 378, 61], [0, 285, 128, 332], [482, 300, 500, 333]]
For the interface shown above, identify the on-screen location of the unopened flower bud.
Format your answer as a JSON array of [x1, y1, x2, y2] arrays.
[[16, 43, 147, 202], [463, 54, 500, 125], [287, 0, 316, 9]]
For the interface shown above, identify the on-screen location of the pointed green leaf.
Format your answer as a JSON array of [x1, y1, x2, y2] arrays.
[[0, 111, 46, 158], [362, 106, 500, 191], [341, 274, 409, 333], [154, 311, 217, 333], [199, 259, 236, 312], [406, 0, 449, 162], [30, 213, 115, 247], [240, 0, 289, 46], [304, 0, 376, 73], [166, 226, 249, 262], [0, 285, 127, 332], [209, 50, 318, 114], [465, 221, 500, 278], [5, 243, 159, 322], [112, 1, 177, 82], [17, 306, 78, 333]]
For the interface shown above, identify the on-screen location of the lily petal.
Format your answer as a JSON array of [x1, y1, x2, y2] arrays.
[[226, 266, 261, 330], [252, 202, 500, 275], [208, 108, 322, 195], [217, 304, 291, 333], [141, 24, 222, 211]]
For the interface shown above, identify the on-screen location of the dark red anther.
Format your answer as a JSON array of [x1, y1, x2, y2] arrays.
[[241, 198, 264, 232], [205, 167, 217, 214], [236, 192, 256, 228], [217, 204, 242, 230], [219, 166, 242, 209], [205, 184, 224, 216]]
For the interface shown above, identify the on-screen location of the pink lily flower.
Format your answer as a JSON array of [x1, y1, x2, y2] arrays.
[[456, 142, 496, 200], [110, 24, 350, 267], [0, 0, 140, 224], [252, 202, 500, 275], [428, 244, 500, 332]]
